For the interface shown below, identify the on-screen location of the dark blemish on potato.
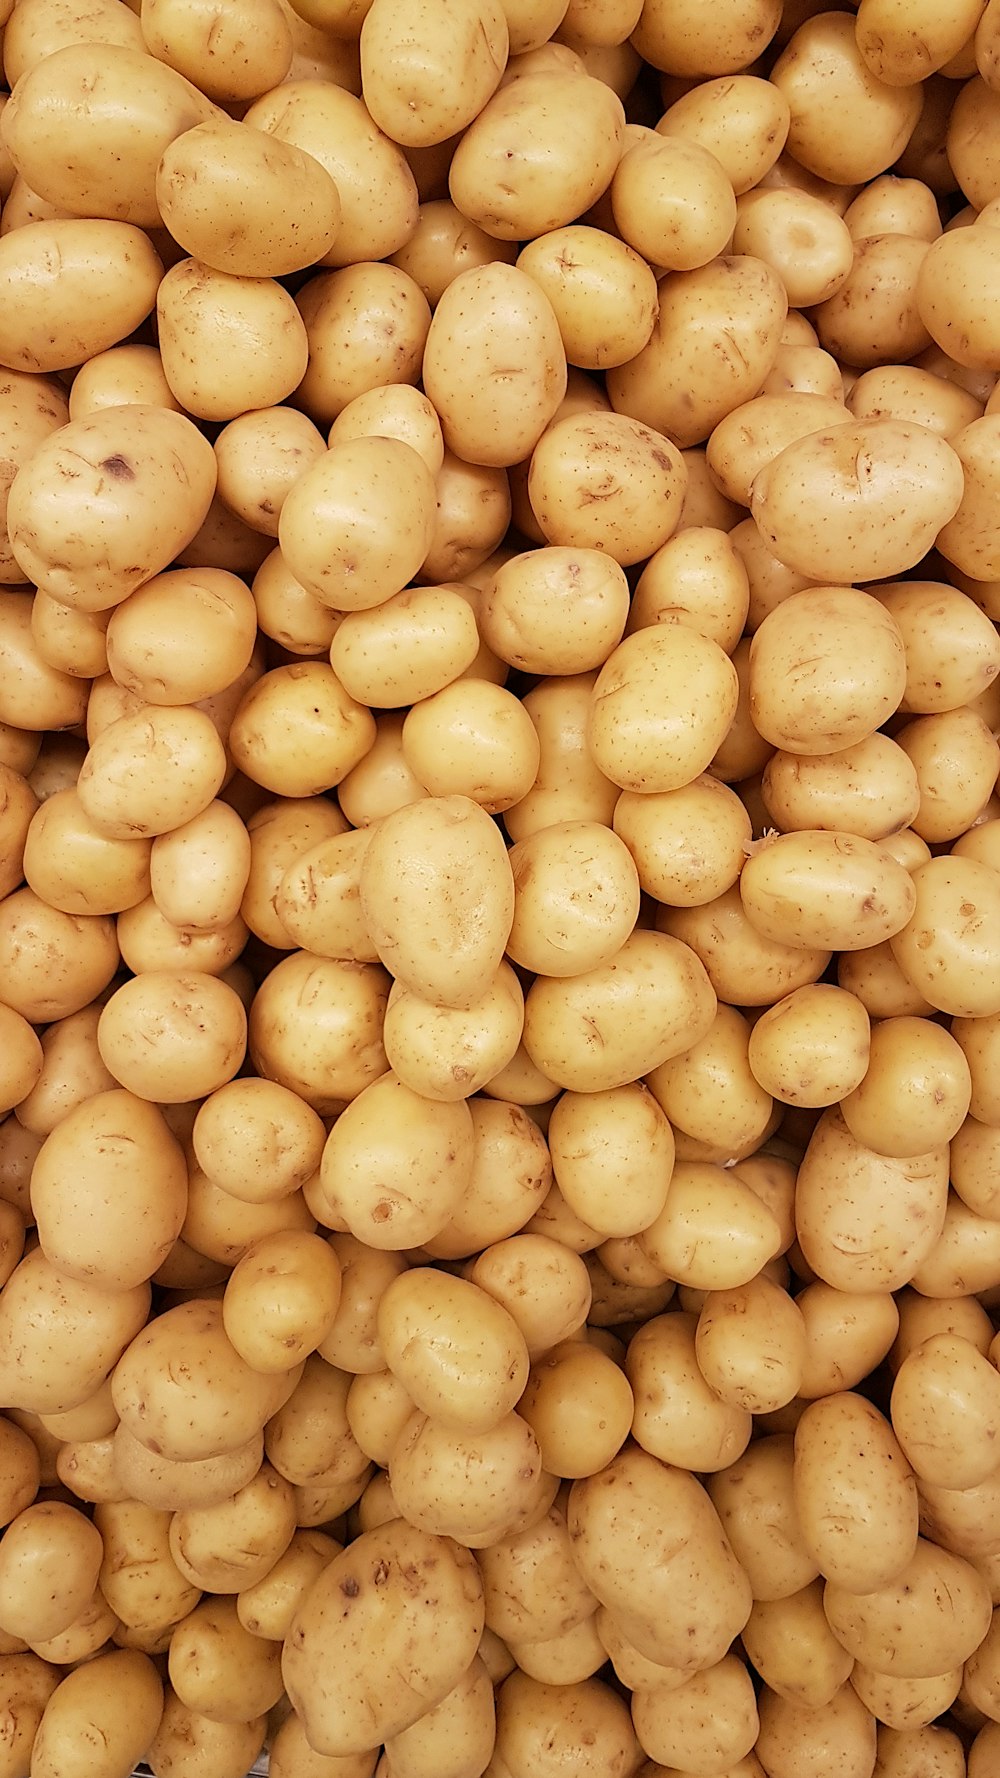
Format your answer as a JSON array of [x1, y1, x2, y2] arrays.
[[101, 455, 135, 480], [341, 1576, 360, 1598]]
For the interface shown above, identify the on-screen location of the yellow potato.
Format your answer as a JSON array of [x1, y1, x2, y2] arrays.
[[707, 1434, 819, 1603], [527, 410, 687, 566], [890, 856, 1000, 1018], [890, 1332, 1000, 1490], [317, 1070, 473, 1250], [0, 1245, 149, 1416], [732, 186, 854, 307], [755, 1682, 877, 1778], [96, 1499, 200, 1637], [401, 678, 540, 812], [627, 1310, 751, 1473], [743, 1581, 854, 1709], [515, 226, 657, 371], [248, 951, 390, 1115], [425, 1097, 552, 1259], [282, 1520, 485, 1756], [748, 585, 906, 754], [793, 1391, 918, 1593], [631, 1654, 759, 1772], [382, 964, 524, 1102], [168, 1597, 283, 1725], [659, 884, 832, 1007], [29, 1649, 163, 1778], [360, 0, 507, 145], [295, 262, 430, 427], [771, 10, 921, 182], [587, 624, 738, 793], [646, 1001, 776, 1160], [917, 223, 1000, 370], [748, 983, 871, 1109], [824, 1539, 992, 1678], [740, 830, 917, 952], [145, 1691, 267, 1778], [388, 1409, 544, 1547], [156, 259, 309, 422], [279, 435, 436, 612], [495, 1670, 640, 1778], [696, 1275, 806, 1414], [639, 1160, 782, 1290], [383, 1656, 496, 1778], [0, 1500, 103, 1642], [377, 1266, 529, 1432], [263, 1356, 368, 1493], [795, 1106, 949, 1293], [658, 72, 789, 192]]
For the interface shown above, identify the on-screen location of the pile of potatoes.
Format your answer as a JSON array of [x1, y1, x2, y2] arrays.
[[5, 0, 1000, 1775]]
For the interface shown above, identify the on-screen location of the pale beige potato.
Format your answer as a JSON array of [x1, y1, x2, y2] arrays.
[[0, 887, 119, 1023], [248, 951, 389, 1114], [503, 672, 618, 844], [425, 1097, 552, 1260], [495, 1671, 639, 1778], [29, 1649, 163, 1778], [657, 72, 789, 191], [346, 1370, 416, 1469], [382, 964, 523, 1102], [251, 548, 339, 657], [7, 403, 217, 612], [505, 820, 639, 978], [796, 1106, 949, 1293], [481, 546, 628, 675], [855, 0, 984, 83], [389, 195, 517, 306], [632, 0, 780, 75], [334, 712, 429, 830], [2, 0, 145, 85], [243, 81, 417, 268], [813, 233, 932, 370], [627, 525, 749, 653], [317, 1071, 473, 1251], [547, 1083, 673, 1239], [75, 706, 224, 841], [762, 733, 921, 840], [646, 1002, 775, 1160], [145, 1690, 267, 1778], [639, 1160, 782, 1290], [613, 777, 750, 910], [626, 1310, 751, 1474], [793, 1391, 918, 1594], [360, 0, 507, 145], [0, 369, 69, 583], [750, 419, 963, 583], [740, 830, 917, 953], [142, 0, 292, 101], [182, 1163, 314, 1269], [890, 1288, 994, 1372], [449, 67, 623, 240], [567, 1445, 752, 1672], [825, 1539, 992, 1678], [169, 1462, 297, 1596], [96, 1498, 199, 1636], [658, 885, 822, 1017], [468, 1233, 590, 1358], [30, 1087, 186, 1292], [918, 223, 1000, 369], [877, 579, 1000, 713], [890, 856, 1000, 1017], [838, 939, 936, 1020], [748, 982, 871, 1108], [770, 10, 921, 181], [330, 585, 478, 709], [851, 1664, 962, 1732], [847, 363, 981, 439], [229, 662, 375, 799], [611, 130, 736, 272], [294, 262, 430, 427], [317, 1235, 406, 1377], [732, 187, 853, 307], [112, 1298, 289, 1463], [0, 1500, 102, 1643], [236, 1527, 340, 1643], [755, 1683, 877, 1778], [840, 1015, 972, 1157], [587, 625, 738, 793], [0, 1413, 39, 1530], [279, 436, 436, 611], [0, 1246, 149, 1416], [156, 258, 308, 422], [523, 929, 717, 1094], [156, 117, 339, 276], [477, 1494, 597, 1649], [169, 1598, 283, 1725], [214, 407, 327, 540], [696, 1275, 806, 1415], [748, 585, 906, 754], [951, 1115, 1000, 1219], [515, 226, 656, 371], [28, 1587, 119, 1664], [743, 1581, 854, 1710], [268, 1713, 378, 1778], [765, 340, 846, 398], [0, 1001, 43, 1117], [631, 1654, 758, 1772], [263, 1355, 368, 1491], [843, 174, 942, 243], [422, 262, 566, 466], [377, 1266, 528, 1433], [706, 1433, 818, 1602], [0, 42, 215, 225], [383, 1656, 495, 1778], [106, 567, 256, 706], [223, 1232, 342, 1375], [360, 794, 513, 1009], [115, 900, 246, 977], [401, 678, 539, 813], [149, 800, 251, 936], [527, 410, 687, 566], [890, 1332, 1000, 1491], [97, 969, 245, 1102], [596, 1608, 688, 1693], [606, 253, 787, 449], [710, 632, 774, 789], [707, 392, 850, 507], [388, 1409, 544, 1547], [29, 590, 109, 680], [275, 825, 378, 966]]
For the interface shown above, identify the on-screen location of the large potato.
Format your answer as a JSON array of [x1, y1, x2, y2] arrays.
[[28, 1649, 163, 1778], [795, 1107, 949, 1293], [360, 0, 508, 145], [282, 1520, 485, 1755], [0, 1246, 149, 1415], [824, 1539, 992, 1678], [793, 1392, 918, 1594], [0, 220, 162, 375]]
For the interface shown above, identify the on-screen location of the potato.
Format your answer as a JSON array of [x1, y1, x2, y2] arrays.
[[0, 218, 162, 377], [7, 403, 217, 612], [526, 410, 687, 566], [611, 129, 736, 273], [388, 1409, 544, 1547], [762, 734, 921, 842], [825, 1539, 992, 1678], [695, 1275, 806, 1415], [383, 1655, 496, 1778], [792, 1392, 918, 1594], [755, 1682, 876, 1778], [169, 1598, 283, 1725], [282, 1521, 485, 1755], [360, 0, 506, 145], [747, 983, 871, 1109], [743, 1581, 854, 1710], [748, 586, 906, 754], [96, 1500, 200, 1637], [840, 1015, 972, 1157], [0, 1501, 103, 1643], [0, 1415, 40, 1527], [113, 1424, 265, 1514], [545, 1083, 673, 1240], [376, 1267, 528, 1432], [740, 830, 917, 953], [29, 1088, 187, 1291], [422, 263, 566, 466], [706, 1434, 818, 1603], [626, 1310, 751, 1473], [236, 1527, 341, 1643], [495, 1671, 639, 1778], [156, 259, 308, 422], [425, 1098, 552, 1259], [1, 41, 215, 224], [606, 254, 787, 449], [640, 1160, 782, 1290], [751, 419, 963, 583], [877, 579, 1000, 713], [631, 1654, 759, 1772], [503, 671, 617, 842], [111, 1298, 289, 1462], [889, 1332, 1000, 1491], [145, 1688, 267, 1778], [29, 1648, 163, 1778], [514, 226, 656, 373], [278, 435, 436, 614], [568, 1445, 751, 1671], [890, 856, 1000, 1018], [795, 1106, 949, 1293], [732, 187, 853, 307], [468, 1233, 590, 1358], [168, 1462, 297, 1595], [0, 1246, 149, 1416], [221, 1230, 342, 1375], [382, 964, 524, 1102]]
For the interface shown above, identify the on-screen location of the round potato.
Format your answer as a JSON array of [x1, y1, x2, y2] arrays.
[[29, 1649, 163, 1778], [377, 1266, 529, 1432]]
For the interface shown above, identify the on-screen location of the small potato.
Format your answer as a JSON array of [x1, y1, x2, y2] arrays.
[[793, 1392, 918, 1594], [657, 72, 789, 192], [377, 1266, 529, 1432], [523, 929, 717, 1094], [645, 1002, 775, 1160], [740, 830, 917, 953], [425, 1098, 552, 1260], [567, 1445, 752, 1673], [279, 436, 436, 612], [468, 1234, 591, 1358], [330, 585, 479, 709], [223, 1232, 342, 1374], [613, 776, 751, 909], [527, 410, 687, 567], [709, 392, 850, 507], [169, 1462, 297, 1595], [477, 1494, 598, 1646], [449, 68, 624, 241], [361, 794, 513, 1009], [328, 384, 444, 476], [106, 566, 257, 706], [383, 1655, 495, 1778], [762, 733, 921, 841], [896, 708, 1000, 844], [111, 1298, 287, 1463], [732, 186, 854, 307], [145, 1690, 267, 1778], [29, 1649, 163, 1778], [0, 218, 162, 375], [263, 1355, 368, 1492], [506, 821, 639, 978], [706, 1434, 818, 1603], [494, 1671, 639, 1778], [877, 579, 1000, 714], [142, 0, 292, 101], [236, 1527, 340, 1643], [755, 1683, 877, 1778], [951, 1115, 1000, 1219], [627, 526, 749, 654], [247, 951, 390, 1115], [251, 547, 339, 657], [331, 712, 429, 831], [743, 1581, 854, 1710], [422, 262, 566, 466], [659, 883, 831, 1007], [294, 262, 430, 427], [229, 663, 376, 799], [696, 1275, 806, 1414], [346, 1371, 416, 1470], [0, 887, 119, 1024], [626, 1310, 751, 1473], [149, 800, 252, 936], [813, 232, 932, 370], [0, 1415, 40, 1526], [639, 1160, 782, 1290], [796, 1106, 949, 1293], [480, 546, 629, 676], [547, 1083, 673, 1239], [890, 1332, 1000, 1491], [852, 1664, 962, 1732], [282, 1521, 485, 1756], [503, 671, 617, 843], [401, 678, 540, 813], [840, 1015, 971, 1157], [77, 706, 227, 840], [382, 964, 524, 1102], [156, 259, 308, 422], [611, 130, 736, 273], [360, 0, 507, 146], [750, 418, 963, 583], [96, 1499, 199, 1637], [890, 856, 1000, 1018], [0, 1245, 149, 1417], [67, 343, 179, 420], [587, 624, 738, 793], [825, 1539, 992, 1678], [156, 118, 340, 277], [317, 1071, 473, 1250], [0, 1000, 44, 1116], [631, 1654, 759, 1772], [7, 403, 217, 612], [213, 405, 326, 542], [389, 1409, 544, 1547], [276, 826, 379, 965], [169, 1598, 283, 1725], [748, 586, 906, 755], [748, 983, 871, 1109], [516, 226, 656, 371], [0, 1501, 103, 1642], [771, 10, 920, 182], [192, 1078, 325, 1205], [917, 223, 1000, 370], [98, 970, 245, 1102], [606, 253, 787, 450], [30, 1088, 186, 1292]]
